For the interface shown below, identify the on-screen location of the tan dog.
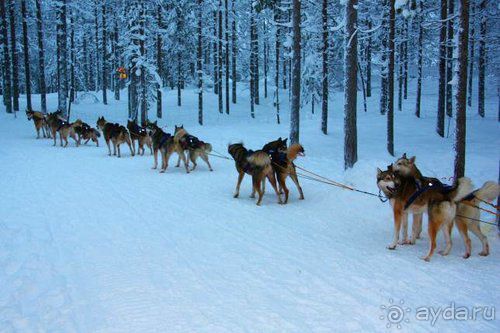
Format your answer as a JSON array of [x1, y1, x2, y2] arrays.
[[377, 165, 473, 261], [96, 117, 135, 157], [26, 110, 49, 138], [173, 125, 213, 171]]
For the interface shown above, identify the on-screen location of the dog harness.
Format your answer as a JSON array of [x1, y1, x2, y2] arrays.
[[181, 135, 204, 150], [159, 133, 171, 148], [404, 180, 453, 210]]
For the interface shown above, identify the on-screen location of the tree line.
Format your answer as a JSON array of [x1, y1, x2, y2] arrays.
[[0, 0, 497, 177]]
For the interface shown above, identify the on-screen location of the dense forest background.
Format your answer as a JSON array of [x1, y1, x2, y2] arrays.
[[0, 0, 498, 175]]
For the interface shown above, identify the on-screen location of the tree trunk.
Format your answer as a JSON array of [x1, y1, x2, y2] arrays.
[[156, 5, 162, 117], [467, 2, 475, 107], [218, 0, 223, 113], [289, 0, 301, 144], [0, 0, 12, 113], [321, 0, 328, 134], [344, 0, 358, 168], [397, 26, 403, 111], [94, 0, 99, 92], [231, 0, 237, 103], [21, 0, 32, 111], [139, 5, 147, 125], [274, 0, 281, 124], [454, 0, 469, 180], [387, 0, 395, 155], [83, 33, 90, 92], [101, 2, 107, 105], [366, 18, 372, 98], [477, 0, 485, 117], [437, 0, 448, 136], [403, 21, 408, 100], [35, 0, 46, 112], [114, 19, 119, 100], [263, 20, 268, 99], [198, 0, 203, 125], [379, 0, 388, 115], [446, 0, 454, 117], [415, 0, 424, 118], [69, 9, 75, 103], [249, 0, 255, 118], [225, 0, 229, 114], [57, 0, 68, 116], [9, 0, 19, 113]]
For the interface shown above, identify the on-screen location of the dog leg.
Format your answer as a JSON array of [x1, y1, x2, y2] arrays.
[[254, 176, 264, 206], [117, 144, 121, 158], [439, 219, 453, 256], [455, 218, 471, 259], [388, 207, 403, 250], [36, 127, 40, 139], [85, 138, 90, 145], [105, 139, 112, 156], [278, 174, 289, 204], [267, 170, 283, 204], [176, 154, 181, 167], [422, 218, 440, 262], [399, 213, 410, 245], [128, 140, 135, 157], [468, 221, 489, 256], [52, 130, 57, 146], [152, 148, 159, 169], [234, 172, 244, 198], [178, 151, 190, 173], [189, 153, 198, 171], [201, 153, 213, 171], [410, 213, 423, 244], [290, 169, 304, 200]]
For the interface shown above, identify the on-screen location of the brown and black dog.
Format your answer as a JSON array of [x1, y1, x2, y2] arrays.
[[146, 121, 191, 173], [127, 120, 152, 155], [377, 164, 472, 261], [228, 143, 282, 206], [173, 125, 213, 171], [26, 110, 49, 138], [262, 137, 305, 203], [96, 117, 135, 157], [73, 119, 100, 147], [45, 111, 79, 147]]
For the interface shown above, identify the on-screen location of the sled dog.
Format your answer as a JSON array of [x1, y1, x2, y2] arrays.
[[146, 121, 187, 173], [377, 164, 473, 261], [73, 119, 100, 147], [227, 143, 282, 206], [26, 110, 49, 138], [127, 120, 152, 155], [45, 111, 79, 147], [173, 125, 213, 171], [96, 117, 135, 157]]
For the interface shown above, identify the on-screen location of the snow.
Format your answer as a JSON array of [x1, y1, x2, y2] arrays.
[[0, 78, 499, 332]]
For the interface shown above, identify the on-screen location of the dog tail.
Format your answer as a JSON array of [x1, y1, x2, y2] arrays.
[[94, 129, 101, 138], [247, 151, 271, 167], [473, 181, 500, 203], [204, 143, 212, 153], [450, 177, 474, 203]]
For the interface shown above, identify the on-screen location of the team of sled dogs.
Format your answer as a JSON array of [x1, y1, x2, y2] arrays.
[[27, 110, 498, 262]]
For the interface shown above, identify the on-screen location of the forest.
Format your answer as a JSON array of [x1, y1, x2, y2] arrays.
[[0, 0, 498, 175]]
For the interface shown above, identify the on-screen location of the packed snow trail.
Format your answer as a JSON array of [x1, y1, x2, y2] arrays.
[[0, 81, 499, 332]]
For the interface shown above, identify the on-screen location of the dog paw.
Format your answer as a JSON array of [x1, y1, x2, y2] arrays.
[[478, 251, 489, 257], [421, 256, 431, 262], [463, 253, 471, 259], [438, 250, 449, 256], [233, 194, 239, 198], [299, 196, 305, 200], [387, 245, 397, 250]]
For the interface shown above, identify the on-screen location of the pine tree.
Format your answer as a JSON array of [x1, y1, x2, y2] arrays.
[[344, 0, 358, 168], [467, 1, 475, 107], [21, 0, 32, 111], [445, 0, 454, 118], [415, 0, 424, 118], [231, 0, 237, 104], [156, 5, 162, 117], [379, 0, 388, 115], [477, 0, 486, 117], [454, 0, 470, 180], [225, 0, 229, 114], [0, 0, 12, 113], [9, 0, 19, 113], [289, 0, 301, 144], [102, 1, 108, 105], [321, 0, 328, 134], [387, 0, 395, 156], [437, 0, 448, 136], [197, 0, 203, 125], [56, 0, 68, 116]]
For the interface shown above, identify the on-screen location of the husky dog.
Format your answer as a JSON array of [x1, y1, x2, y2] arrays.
[[228, 143, 282, 206], [146, 121, 187, 173], [45, 111, 79, 147], [127, 120, 152, 155], [262, 137, 305, 202], [96, 116, 135, 157], [455, 181, 499, 258], [173, 125, 213, 171], [73, 119, 100, 147], [26, 110, 49, 138], [269, 143, 305, 204], [377, 165, 473, 261]]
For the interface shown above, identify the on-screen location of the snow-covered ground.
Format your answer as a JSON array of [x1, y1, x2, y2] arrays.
[[0, 78, 499, 332]]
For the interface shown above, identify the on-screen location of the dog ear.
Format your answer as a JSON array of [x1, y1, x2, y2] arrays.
[[402, 153, 407, 159], [283, 138, 288, 145], [377, 168, 382, 177], [409, 156, 416, 164]]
